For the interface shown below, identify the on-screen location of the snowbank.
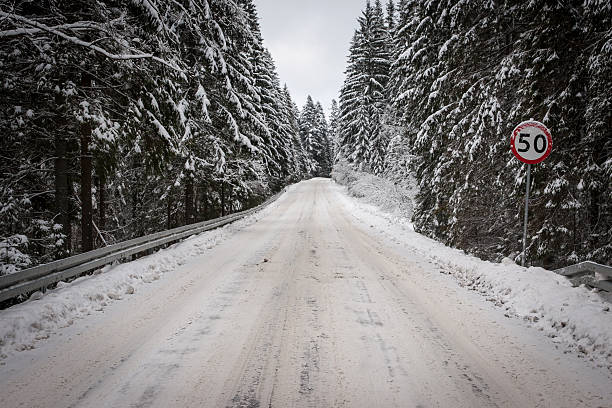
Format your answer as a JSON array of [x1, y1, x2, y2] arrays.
[[332, 173, 612, 373], [0, 196, 283, 360], [332, 161, 417, 221]]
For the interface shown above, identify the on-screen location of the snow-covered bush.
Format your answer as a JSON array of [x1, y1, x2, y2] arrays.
[[332, 160, 417, 221], [0, 235, 31, 276]]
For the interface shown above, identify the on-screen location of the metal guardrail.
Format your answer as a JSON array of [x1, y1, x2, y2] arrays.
[[0, 191, 283, 303], [554, 261, 612, 292]]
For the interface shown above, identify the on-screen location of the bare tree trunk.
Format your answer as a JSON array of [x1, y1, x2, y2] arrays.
[[80, 73, 93, 252]]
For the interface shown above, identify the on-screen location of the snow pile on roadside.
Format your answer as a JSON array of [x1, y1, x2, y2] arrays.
[[0, 195, 284, 360], [332, 160, 417, 221], [332, 177, 612, 372]]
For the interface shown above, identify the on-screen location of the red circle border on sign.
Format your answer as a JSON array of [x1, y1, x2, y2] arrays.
[[510, 121, 552, 164]]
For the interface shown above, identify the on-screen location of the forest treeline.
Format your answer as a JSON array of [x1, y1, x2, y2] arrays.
[[335, 0, 611, 267], [0, 0, 332, 274]]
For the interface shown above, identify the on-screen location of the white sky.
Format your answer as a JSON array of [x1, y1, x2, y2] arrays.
[[253, 0, 366, 118]]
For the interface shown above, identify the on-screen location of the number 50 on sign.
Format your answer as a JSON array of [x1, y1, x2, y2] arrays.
[[511, 120, 552, 164]]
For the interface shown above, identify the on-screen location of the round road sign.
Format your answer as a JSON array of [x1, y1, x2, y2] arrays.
[[510, 120, 552, 164]]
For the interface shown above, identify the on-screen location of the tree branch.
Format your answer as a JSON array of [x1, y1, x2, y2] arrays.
[[0, 12, 183, 73], [0, 20, 105, 38]]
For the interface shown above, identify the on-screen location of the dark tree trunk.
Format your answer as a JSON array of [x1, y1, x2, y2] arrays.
[[195, 188, 200, 222], [131, 182, 140, 236], [54, 93, 70, 257], [185, 178, 194, 225], [98, 171, 106, 232], [167, 196, 172, 230], [54, 93, 72, 257], [589, 190, 600, 232], [80, 73, 93, 252], [54, 136, 70, 256], [220, 182, 225, 217], [203, 188, 209, 220]]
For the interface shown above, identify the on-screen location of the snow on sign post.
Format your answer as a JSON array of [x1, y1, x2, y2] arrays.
[[510, 120, 552, 267]]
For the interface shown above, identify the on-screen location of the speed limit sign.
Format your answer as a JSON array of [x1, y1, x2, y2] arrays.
[[511, 119, 552, 267], [511, 120, 552, 164]]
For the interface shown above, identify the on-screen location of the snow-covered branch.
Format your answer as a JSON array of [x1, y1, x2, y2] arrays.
[[0, 20, 105, 38], [0, 11, 183, 72]]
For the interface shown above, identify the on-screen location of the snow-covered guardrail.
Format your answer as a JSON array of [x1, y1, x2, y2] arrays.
[[554, 261, 612, 292], [0, 192, 282, 304]]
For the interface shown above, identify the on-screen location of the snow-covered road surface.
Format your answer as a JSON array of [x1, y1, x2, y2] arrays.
[[1, 178, 610, 408]]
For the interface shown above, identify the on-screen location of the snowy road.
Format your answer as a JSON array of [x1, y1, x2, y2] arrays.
[[1, 178, 611, 408]]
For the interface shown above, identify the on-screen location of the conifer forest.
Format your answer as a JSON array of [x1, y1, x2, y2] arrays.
[[335, 0, 611, 268], [0, 0, 610, 275], [0, 0, 332, 274]]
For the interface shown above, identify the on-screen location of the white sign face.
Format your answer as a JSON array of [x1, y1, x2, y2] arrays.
[[511, 121, 552, 164]]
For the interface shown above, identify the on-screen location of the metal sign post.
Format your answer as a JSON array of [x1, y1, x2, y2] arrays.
[[510, 120, 552, 267], [521, 164, 531, 266]]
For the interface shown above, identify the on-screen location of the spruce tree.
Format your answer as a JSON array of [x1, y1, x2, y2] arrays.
[[314, 102, 333, 177], [299, 96, 320, 175], [282, 86, 310, 180], [328, 99, 341, 162], [339, 0, 391, 174], [0, 0, 306, 274], [381, 0, 611, 267]]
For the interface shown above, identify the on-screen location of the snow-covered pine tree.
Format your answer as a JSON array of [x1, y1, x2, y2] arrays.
[[299, 96, 320, 175], [242, 0, 291, 191], [581, 0, 612, 263], [0, 0, 137, 262], [205, 0, 269, 212], [328, 99, 341, 162], [262, 50, 300, 186], [382, 0, 611, 267], [339, 0, 391, 174], [338, 31, 367, 166], [298, 96, 334, 177], [501, 0, 611, 266], [314, 102, 333, 177], [282, 85, 310, 180], [0, 0, 305, 274], [386, 0, 396, 32]]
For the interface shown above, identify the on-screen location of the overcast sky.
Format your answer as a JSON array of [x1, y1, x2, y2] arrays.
[[253, 0, 366, 118]]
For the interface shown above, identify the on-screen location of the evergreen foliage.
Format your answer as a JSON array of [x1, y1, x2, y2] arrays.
[[0, 0, 306, 274], [340, 0, 611, 268], [328, 99, 341, 162], [338, 0, 392, 174], [298, 96, 332, 177]]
